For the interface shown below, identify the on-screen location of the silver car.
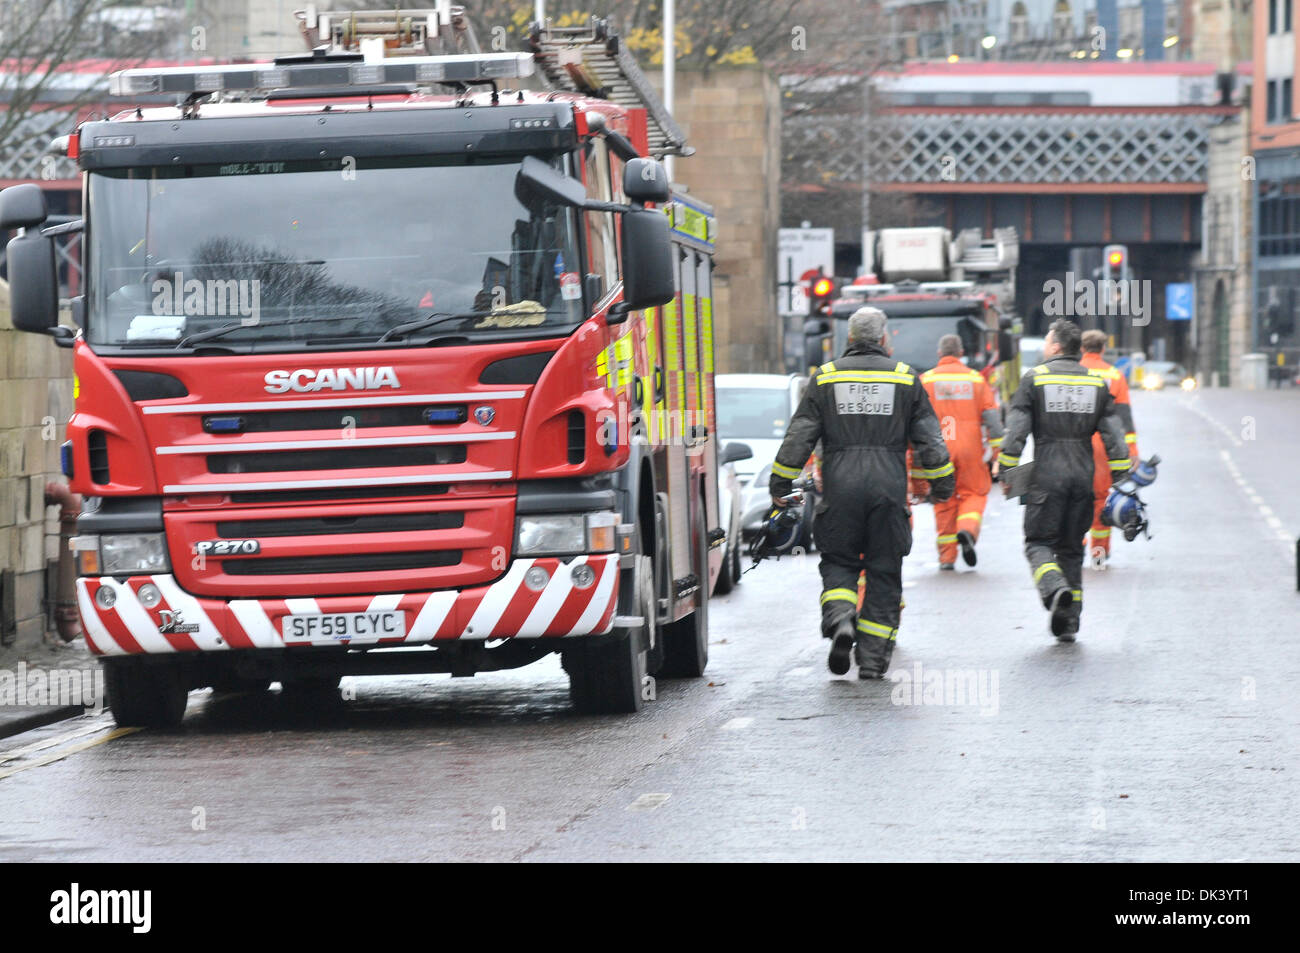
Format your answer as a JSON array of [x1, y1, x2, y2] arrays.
[[715, 373, 813, 546]]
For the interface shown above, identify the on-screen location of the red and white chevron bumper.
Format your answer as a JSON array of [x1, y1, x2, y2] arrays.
[[75, 555, 620, 657]]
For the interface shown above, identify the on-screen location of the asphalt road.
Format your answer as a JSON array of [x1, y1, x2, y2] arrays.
[[1, 387, 1296, 862]]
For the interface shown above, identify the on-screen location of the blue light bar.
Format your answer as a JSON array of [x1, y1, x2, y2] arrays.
[[61, 441, 74, 479]]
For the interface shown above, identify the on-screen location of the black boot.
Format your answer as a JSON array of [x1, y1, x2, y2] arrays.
[[1048, 587, 1075, 641], [827, 618, 854, 676], [957, 530, 977, 567]]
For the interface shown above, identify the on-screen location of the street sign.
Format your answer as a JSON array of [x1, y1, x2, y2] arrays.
[[1166, 282, 1194, 321], [778, 228, 834, 315]]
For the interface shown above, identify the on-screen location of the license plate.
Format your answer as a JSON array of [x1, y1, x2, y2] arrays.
[[283, 611, 405, 643]]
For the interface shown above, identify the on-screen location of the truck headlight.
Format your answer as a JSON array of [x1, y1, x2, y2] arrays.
[[515, 512, 618, 556], [98, 533, 170, 575]]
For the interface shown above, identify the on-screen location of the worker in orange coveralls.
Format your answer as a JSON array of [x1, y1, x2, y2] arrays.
[[915, 334, 1004, 571], [1079, 329, 1139, 567]]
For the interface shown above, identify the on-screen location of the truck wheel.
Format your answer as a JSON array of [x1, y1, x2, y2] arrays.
[[565, 628, 647, 714], [104, 658, 188, 729], [713, 536, 736, 595], [659, 501, 710, 678]]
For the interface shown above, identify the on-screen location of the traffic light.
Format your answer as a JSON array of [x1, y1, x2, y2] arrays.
[[1102, 244, 1130, 283], [807, 270, 834, 316]]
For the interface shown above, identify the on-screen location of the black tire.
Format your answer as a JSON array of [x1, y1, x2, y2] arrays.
[[566, 628, 647, 714], [660, 500, 710, 678], [104, 658, 188, 729], [729, 530, 743, 586], [713, 533, 736, 595]]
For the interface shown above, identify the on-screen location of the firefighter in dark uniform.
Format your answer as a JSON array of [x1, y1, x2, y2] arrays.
[[998, 319, 1131, 641], [770, 307, 954, 678]]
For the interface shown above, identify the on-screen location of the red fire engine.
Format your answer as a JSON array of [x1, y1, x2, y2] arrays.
[[2, 11, 722, 725]]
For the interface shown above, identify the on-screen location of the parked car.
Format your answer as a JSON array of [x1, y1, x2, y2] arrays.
[[714, 443, 751, 594], [715, 373, 815, 548]]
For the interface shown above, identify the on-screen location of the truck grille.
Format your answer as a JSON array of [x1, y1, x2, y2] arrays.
[[223, 550, 462, 576], [216, 512, 463, 537], [207, 444, 467, 473], [228, 484, 450, 504], [203, 404, 466, 433], [88, 429, 111, 484]]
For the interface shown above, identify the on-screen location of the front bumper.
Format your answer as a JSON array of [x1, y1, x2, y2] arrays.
[[76, 555, 620, 656]]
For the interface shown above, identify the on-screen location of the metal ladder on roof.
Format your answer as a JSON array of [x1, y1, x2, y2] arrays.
[[527, 18, 692, 158]]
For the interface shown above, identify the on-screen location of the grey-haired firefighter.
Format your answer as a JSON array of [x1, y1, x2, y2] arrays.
[[997, 319, 1131, 641], [770, 307, 954, 678]]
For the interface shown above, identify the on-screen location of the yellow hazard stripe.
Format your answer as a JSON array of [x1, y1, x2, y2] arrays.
[[1124, 433, 1138, 444], [913, 461, 954, 479], [895, 362, 911, 374], [1033, 375, 1106, 387], [937, 534, 959, 544], [819, 588, 858, 606], [1109, 458, 1131, 471], [818, 371, 915, 386], [1033, 364, 1050, 374], [1033, 562, 1061, 583], [997, 453, 1020, 467], [819, 361, 837, 374], [958, 511, 982, 522], [923, 372, 983, 382], [1088, 367, 1121, 380], [856, 618, 898, 641], [771, 461, 803, 479], [1092, 528, 1111, 538]]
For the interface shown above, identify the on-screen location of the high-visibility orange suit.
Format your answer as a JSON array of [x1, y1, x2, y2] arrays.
[[917, 356, 1004, 567], [1080, 351, 1138, 558]]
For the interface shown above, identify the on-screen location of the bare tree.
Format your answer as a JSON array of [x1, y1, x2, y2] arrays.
[[0, 0, 173, 171]]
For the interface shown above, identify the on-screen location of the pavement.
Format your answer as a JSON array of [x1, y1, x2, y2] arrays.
[[0, 387, 1295, 861], [0, 634, 97, 740]]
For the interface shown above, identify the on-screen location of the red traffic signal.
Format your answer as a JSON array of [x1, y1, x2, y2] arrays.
[[1107, 249, 1124, 267], [812, 277, 833, 298]]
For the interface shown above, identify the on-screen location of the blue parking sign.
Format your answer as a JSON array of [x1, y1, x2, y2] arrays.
[[1166, 283, 1194, 321]]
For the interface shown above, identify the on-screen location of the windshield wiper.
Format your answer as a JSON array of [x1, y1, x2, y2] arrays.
[[377, 312, 488, 343], [176, 315, 344, 349]]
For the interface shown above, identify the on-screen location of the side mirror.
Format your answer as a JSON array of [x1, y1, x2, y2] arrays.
[[721, 442, 753, 465], [623, 158, 670, 205], [516, 155, 588, 209], [5, 231, 60, 335], [612, 208, 674, 320], [0, 184, 48, 230]]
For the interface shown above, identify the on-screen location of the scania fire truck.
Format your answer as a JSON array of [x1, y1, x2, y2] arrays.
[[2, 10, 723, 725]]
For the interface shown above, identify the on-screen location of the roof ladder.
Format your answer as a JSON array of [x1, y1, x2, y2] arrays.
[[527, 18, 692, 158]]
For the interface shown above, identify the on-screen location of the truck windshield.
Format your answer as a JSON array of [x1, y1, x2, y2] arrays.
[[86, 155, 584, 351]]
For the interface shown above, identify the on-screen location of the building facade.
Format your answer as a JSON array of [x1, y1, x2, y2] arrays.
[[1252, 0, 1300, 378]]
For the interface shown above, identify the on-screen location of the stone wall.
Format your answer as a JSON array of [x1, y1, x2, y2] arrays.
[[650, 67, 783, 374], [1195, 109, 1253, 387], [0, 281, 74, 649]]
